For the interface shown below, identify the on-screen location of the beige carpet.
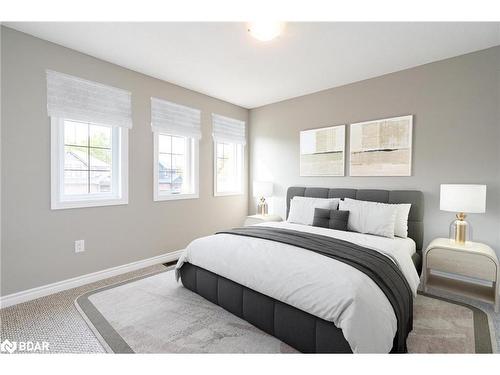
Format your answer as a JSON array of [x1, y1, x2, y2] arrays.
[[0, 264, 166, 353], [76, 268, 494, 353]]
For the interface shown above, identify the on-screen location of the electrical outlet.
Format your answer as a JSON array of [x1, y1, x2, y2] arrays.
[[74, 240, 85, 253]]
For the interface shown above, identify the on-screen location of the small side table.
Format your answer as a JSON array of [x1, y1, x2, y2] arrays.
[[423, 238, 499, 312], [244, 214, 283, 226]]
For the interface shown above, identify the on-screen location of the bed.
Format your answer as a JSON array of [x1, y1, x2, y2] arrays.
[[175, 187, 424, 353]]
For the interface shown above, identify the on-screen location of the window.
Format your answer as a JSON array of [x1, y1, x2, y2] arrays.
[[51, 118, 128, 209], [151, 97, 201, 201], [154, 133, 199, 200], [212, 114, 246, 196], [214, 141, 243, 195], [47, 70, 132, 210]]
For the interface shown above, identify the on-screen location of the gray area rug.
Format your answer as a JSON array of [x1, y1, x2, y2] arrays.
[[76, 268, 295, 353], [75, 268, 494, 353]]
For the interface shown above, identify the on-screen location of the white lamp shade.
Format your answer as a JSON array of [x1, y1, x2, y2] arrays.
[[440, 184, 486, 213], [253, 181, 273, 198]]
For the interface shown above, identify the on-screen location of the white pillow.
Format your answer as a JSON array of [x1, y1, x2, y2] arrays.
[[287, 196, 339, 226], [393, 203, 412, 238], [338, 198, 398, 238]]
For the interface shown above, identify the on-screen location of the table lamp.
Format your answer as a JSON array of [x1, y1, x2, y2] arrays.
[[440, 184, 486, 244], [253, 181, 273, 215]]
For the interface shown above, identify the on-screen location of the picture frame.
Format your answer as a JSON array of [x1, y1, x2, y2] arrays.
[[300, 124, 345, 176], [349, 115, 413, 176]]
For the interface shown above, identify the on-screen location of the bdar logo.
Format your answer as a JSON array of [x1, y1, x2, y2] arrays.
[[1, 339, 17, 354]]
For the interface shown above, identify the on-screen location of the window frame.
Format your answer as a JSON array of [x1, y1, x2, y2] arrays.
[[50, 117, 129, 210], [153, 131, 199, 202], [213, 140, 244, 197]]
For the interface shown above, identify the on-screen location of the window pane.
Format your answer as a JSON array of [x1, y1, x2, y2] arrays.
[[57, 118, 122, 206], [90, 125, 112, 148], [158, 153, 172, 192], [170, 171, 183, 194], [216, 143, 224, 158], [218, 158, 236, 192], [173, 154, 186, 192], [64, 120, 88, 146], [89, 148, 112, 170], [172, 154, 185, 171], [172, 136, 185, 154], [223, 143, 234, 158], [216, 157, 225, 190], [226, 160, 237, 190], [158, 166, 171, 192], [158, 154, 172, 173], [90, 171, 112, 193], [216, 142, 240, 193], [63, 170, 88, 195], [159, 135, 171, 153], [64, 146, 88, 170], [157, 134, 194, 196]]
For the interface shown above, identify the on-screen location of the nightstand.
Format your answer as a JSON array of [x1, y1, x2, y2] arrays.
[[423, 238, 499, 312], [244, 214, 282, 226]]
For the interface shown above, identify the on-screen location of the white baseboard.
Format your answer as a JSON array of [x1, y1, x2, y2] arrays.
[[0, 249, 184, 309]]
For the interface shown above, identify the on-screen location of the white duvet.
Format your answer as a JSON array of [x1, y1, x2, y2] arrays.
[[175, 221, 420, 353]]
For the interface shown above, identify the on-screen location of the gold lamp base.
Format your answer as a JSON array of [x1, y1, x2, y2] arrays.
[[452, 212, 469, 244], [257, 197, 268, 215]]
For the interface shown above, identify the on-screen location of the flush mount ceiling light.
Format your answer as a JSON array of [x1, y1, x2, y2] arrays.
[[247, 21, 285, 42]]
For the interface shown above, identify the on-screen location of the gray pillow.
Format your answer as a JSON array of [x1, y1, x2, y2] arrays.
[[312, 208, 349, 231]]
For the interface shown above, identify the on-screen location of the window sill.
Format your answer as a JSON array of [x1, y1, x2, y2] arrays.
[[51, 197, 128, 210], [154, 193, 199, 202], [214, 191, 244, 197]]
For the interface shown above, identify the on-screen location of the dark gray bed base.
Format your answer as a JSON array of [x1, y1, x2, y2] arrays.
[[180, 262, 353, 353]]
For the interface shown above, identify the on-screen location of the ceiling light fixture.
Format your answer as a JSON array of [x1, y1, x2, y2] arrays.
[[247, 21, 285, 42]]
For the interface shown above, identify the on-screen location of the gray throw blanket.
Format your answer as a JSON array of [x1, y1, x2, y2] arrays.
[[216, 226, 413, 353]]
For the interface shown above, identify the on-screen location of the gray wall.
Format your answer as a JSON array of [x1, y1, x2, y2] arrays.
[[1, 27, 249, 296], [249, 46, 500, 254]]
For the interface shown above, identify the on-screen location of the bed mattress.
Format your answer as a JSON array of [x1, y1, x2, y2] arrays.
[[175, 221, 420, 353]]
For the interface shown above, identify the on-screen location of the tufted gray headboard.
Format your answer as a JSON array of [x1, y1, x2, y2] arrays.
[[286, 186, 424, 252]]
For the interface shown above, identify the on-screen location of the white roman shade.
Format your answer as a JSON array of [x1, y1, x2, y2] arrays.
[[151, 97, 201, 139], [212, 114, 246, 145], [46, 70, 132, 128]]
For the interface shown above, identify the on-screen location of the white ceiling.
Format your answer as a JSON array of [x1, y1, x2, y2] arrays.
[[6, 22, 500, 108]]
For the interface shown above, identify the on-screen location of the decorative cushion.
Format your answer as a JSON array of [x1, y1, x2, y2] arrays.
[[338, 198, 398, 238], [393, 203, 412, 238], [312, 208, 349, 231], [287, 197, 339, 226]]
